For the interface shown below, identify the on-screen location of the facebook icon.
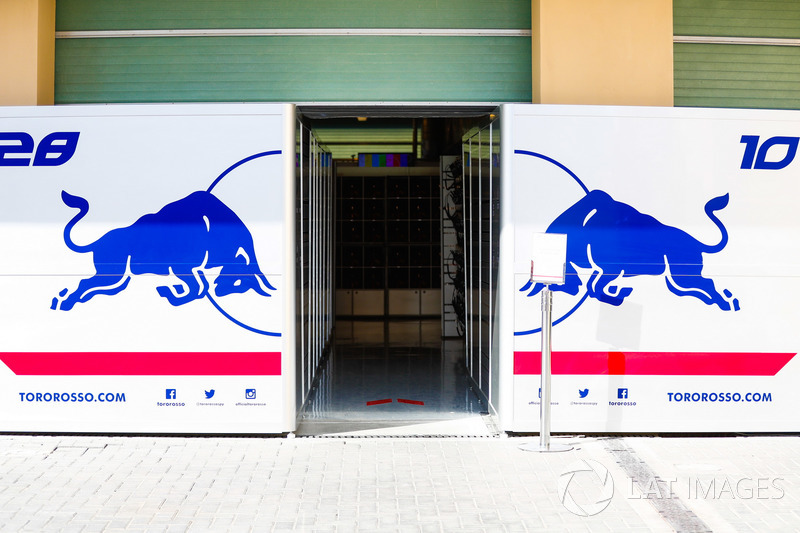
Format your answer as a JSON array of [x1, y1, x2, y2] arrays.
[[617, 388, 629, 399], [166, 389, 177, 400]]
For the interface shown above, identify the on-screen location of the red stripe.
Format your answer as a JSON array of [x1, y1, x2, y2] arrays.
[[513, 351, 795, 376], [0, 352, 281, 376], [397, 398, 425, 405], [366, 399, 393, 406]]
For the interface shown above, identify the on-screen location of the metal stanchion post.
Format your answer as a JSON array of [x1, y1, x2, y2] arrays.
[[540, 286, 553, 448], [520, 285, 573, 453]]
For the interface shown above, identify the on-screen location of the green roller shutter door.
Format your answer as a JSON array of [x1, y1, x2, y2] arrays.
[[55, 1, 532, 104], [674, 0, 800, 39], [674, 0, 800, 110], [57, 0, 529, 31], [675, 43, 800, 110]]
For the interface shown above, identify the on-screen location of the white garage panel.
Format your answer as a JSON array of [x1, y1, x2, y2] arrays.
[[498, 104, 800, 433], [0, 103, 299, 434]]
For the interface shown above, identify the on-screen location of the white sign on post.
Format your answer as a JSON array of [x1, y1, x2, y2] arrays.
[[520, 232, 572, 452], [530, 233, 567, 285]]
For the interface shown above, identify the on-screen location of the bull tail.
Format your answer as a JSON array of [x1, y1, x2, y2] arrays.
[[61, 191, 92, 253], [702, 193, 730, 254]]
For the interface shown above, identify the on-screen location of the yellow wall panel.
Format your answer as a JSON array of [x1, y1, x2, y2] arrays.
[[0, 0, 55, 105], [37, 0, 56, 105], [532, 0, 673, 106]]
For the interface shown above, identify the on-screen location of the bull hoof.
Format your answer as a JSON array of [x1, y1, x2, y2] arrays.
[[156, 285, 201, 306], [721, 289, 740, 311], [52, 298, 75, 311], [51, 289, 73, 310], [156, 285, 183, 304]]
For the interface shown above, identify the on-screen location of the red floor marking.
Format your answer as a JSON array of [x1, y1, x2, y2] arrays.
[[397, 399, 424, 406], [366, 399, 392, 406]]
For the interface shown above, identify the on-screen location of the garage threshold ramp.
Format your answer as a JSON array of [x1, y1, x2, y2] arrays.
[[296, 414, 500, 438]]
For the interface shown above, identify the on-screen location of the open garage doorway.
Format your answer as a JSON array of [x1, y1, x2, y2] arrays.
[[295, 105, 497, 436]]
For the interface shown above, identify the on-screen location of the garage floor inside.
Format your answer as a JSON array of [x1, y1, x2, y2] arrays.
[[296, 319, 497, 437]]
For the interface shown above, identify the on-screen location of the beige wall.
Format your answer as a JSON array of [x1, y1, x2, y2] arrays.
[[533, 0, 673, 106], [0, 0, 55, 106]]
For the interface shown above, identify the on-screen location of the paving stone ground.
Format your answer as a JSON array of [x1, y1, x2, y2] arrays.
[[0, 434, 797, 532]]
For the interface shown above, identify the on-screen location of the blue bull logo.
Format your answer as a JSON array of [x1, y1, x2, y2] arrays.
[[51, 151, 280, 336], [516, 150, 739, 335]]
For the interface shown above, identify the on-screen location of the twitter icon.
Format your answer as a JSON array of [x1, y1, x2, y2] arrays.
[[204, 389, 215, 399], [578, 389, 589, 398]]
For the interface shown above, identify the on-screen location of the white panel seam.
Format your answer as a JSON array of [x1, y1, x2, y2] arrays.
[[674, 35, 800, 47], [56, 28, 532, 39]]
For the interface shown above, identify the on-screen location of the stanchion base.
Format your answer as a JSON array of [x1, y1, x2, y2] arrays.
[[518, 442, 574, 453]]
